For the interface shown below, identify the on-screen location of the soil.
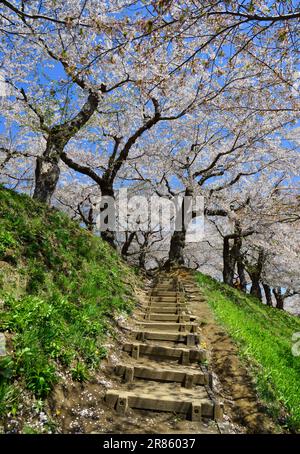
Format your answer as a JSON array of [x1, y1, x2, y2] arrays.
[[3, 269, 282, 434], [46, 279, 225, 434], [175, 268, 281, 434]]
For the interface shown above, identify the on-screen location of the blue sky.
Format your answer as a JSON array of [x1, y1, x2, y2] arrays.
[[0, 1, 299, 194]]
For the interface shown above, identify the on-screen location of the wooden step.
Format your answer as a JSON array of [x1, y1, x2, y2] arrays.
[[133, 330, 199, 345], [115, 363, 211, 387], [153, 286, 178, 289], [105, 382, 223, 421], [151, 291, 178, 296], [151, 296, 179, 301], [154, 286, 176, 291], [147, 301, 187, 307], [145, 304, 187, 309], [135, 322, 198, 333], [105, 271, 224, 426], [143, 313, 191, 322], [144, 306, 187, 314], [123, 342, 207, 364]]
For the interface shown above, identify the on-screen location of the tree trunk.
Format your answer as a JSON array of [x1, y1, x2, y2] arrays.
[[166, 186, 194, 267], [223, 236, 235, 286], [250, 277, 262, 300], [236, 235, 247, 292], [121, 232, 136, 258], [263, 283, 273, 306], [87, 207, 94, 232], [223, 222, 246, 288], [33, 142, 61, 204], [99, 183, 116, 248], [248, 248, 265, 301], [168, 230, 186, 266], [273, 287, 284, 310], [60, 151, 117, 248], [33, 91, 99, 204], [101, 229, 115, 247], [139, 249, 147, 269], [237, 259, 247, 291]]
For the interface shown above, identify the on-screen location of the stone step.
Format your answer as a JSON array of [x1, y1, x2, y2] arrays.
[[123, 342, 207, 364], [135, 322, 198, 333], [144, 313, 192, 322], [115, 363, 211, 387], [105, 382, 223, 421], [133, 330, 199, 345]]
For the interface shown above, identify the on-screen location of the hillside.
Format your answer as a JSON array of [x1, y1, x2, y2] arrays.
[[0, 187, 138, 433], [1, 187, 300, 434], [195, 273, 300, 432]]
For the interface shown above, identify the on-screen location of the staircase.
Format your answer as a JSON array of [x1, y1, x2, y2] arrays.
[[105, 271, 223, 422]]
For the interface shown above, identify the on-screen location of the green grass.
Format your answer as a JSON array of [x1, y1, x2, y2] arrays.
[[195, 272, 300, 432], [0, 187, 137, 421]]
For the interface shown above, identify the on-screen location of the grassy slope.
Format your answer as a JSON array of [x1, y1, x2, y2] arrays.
[[0, 187, 137, 420], [196, 272, 300, 431]]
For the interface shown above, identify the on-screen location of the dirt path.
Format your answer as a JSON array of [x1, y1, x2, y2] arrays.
[[176, 268, 280, 434], [48, 272, 223, 433], [47, 269, 279, 434]]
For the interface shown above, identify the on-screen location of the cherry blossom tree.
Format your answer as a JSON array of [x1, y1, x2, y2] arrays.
[[148, 1, 300, 91], [205, 171, 300, 305], [0, 0, 154, 202], [0, 1, 299, 307]]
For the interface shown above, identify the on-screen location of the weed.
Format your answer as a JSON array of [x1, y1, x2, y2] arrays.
[[195, 272, 300, 432], [0, 187, 138, 418], [71, 361, 89, 382], [22, 425, 39, 434]]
